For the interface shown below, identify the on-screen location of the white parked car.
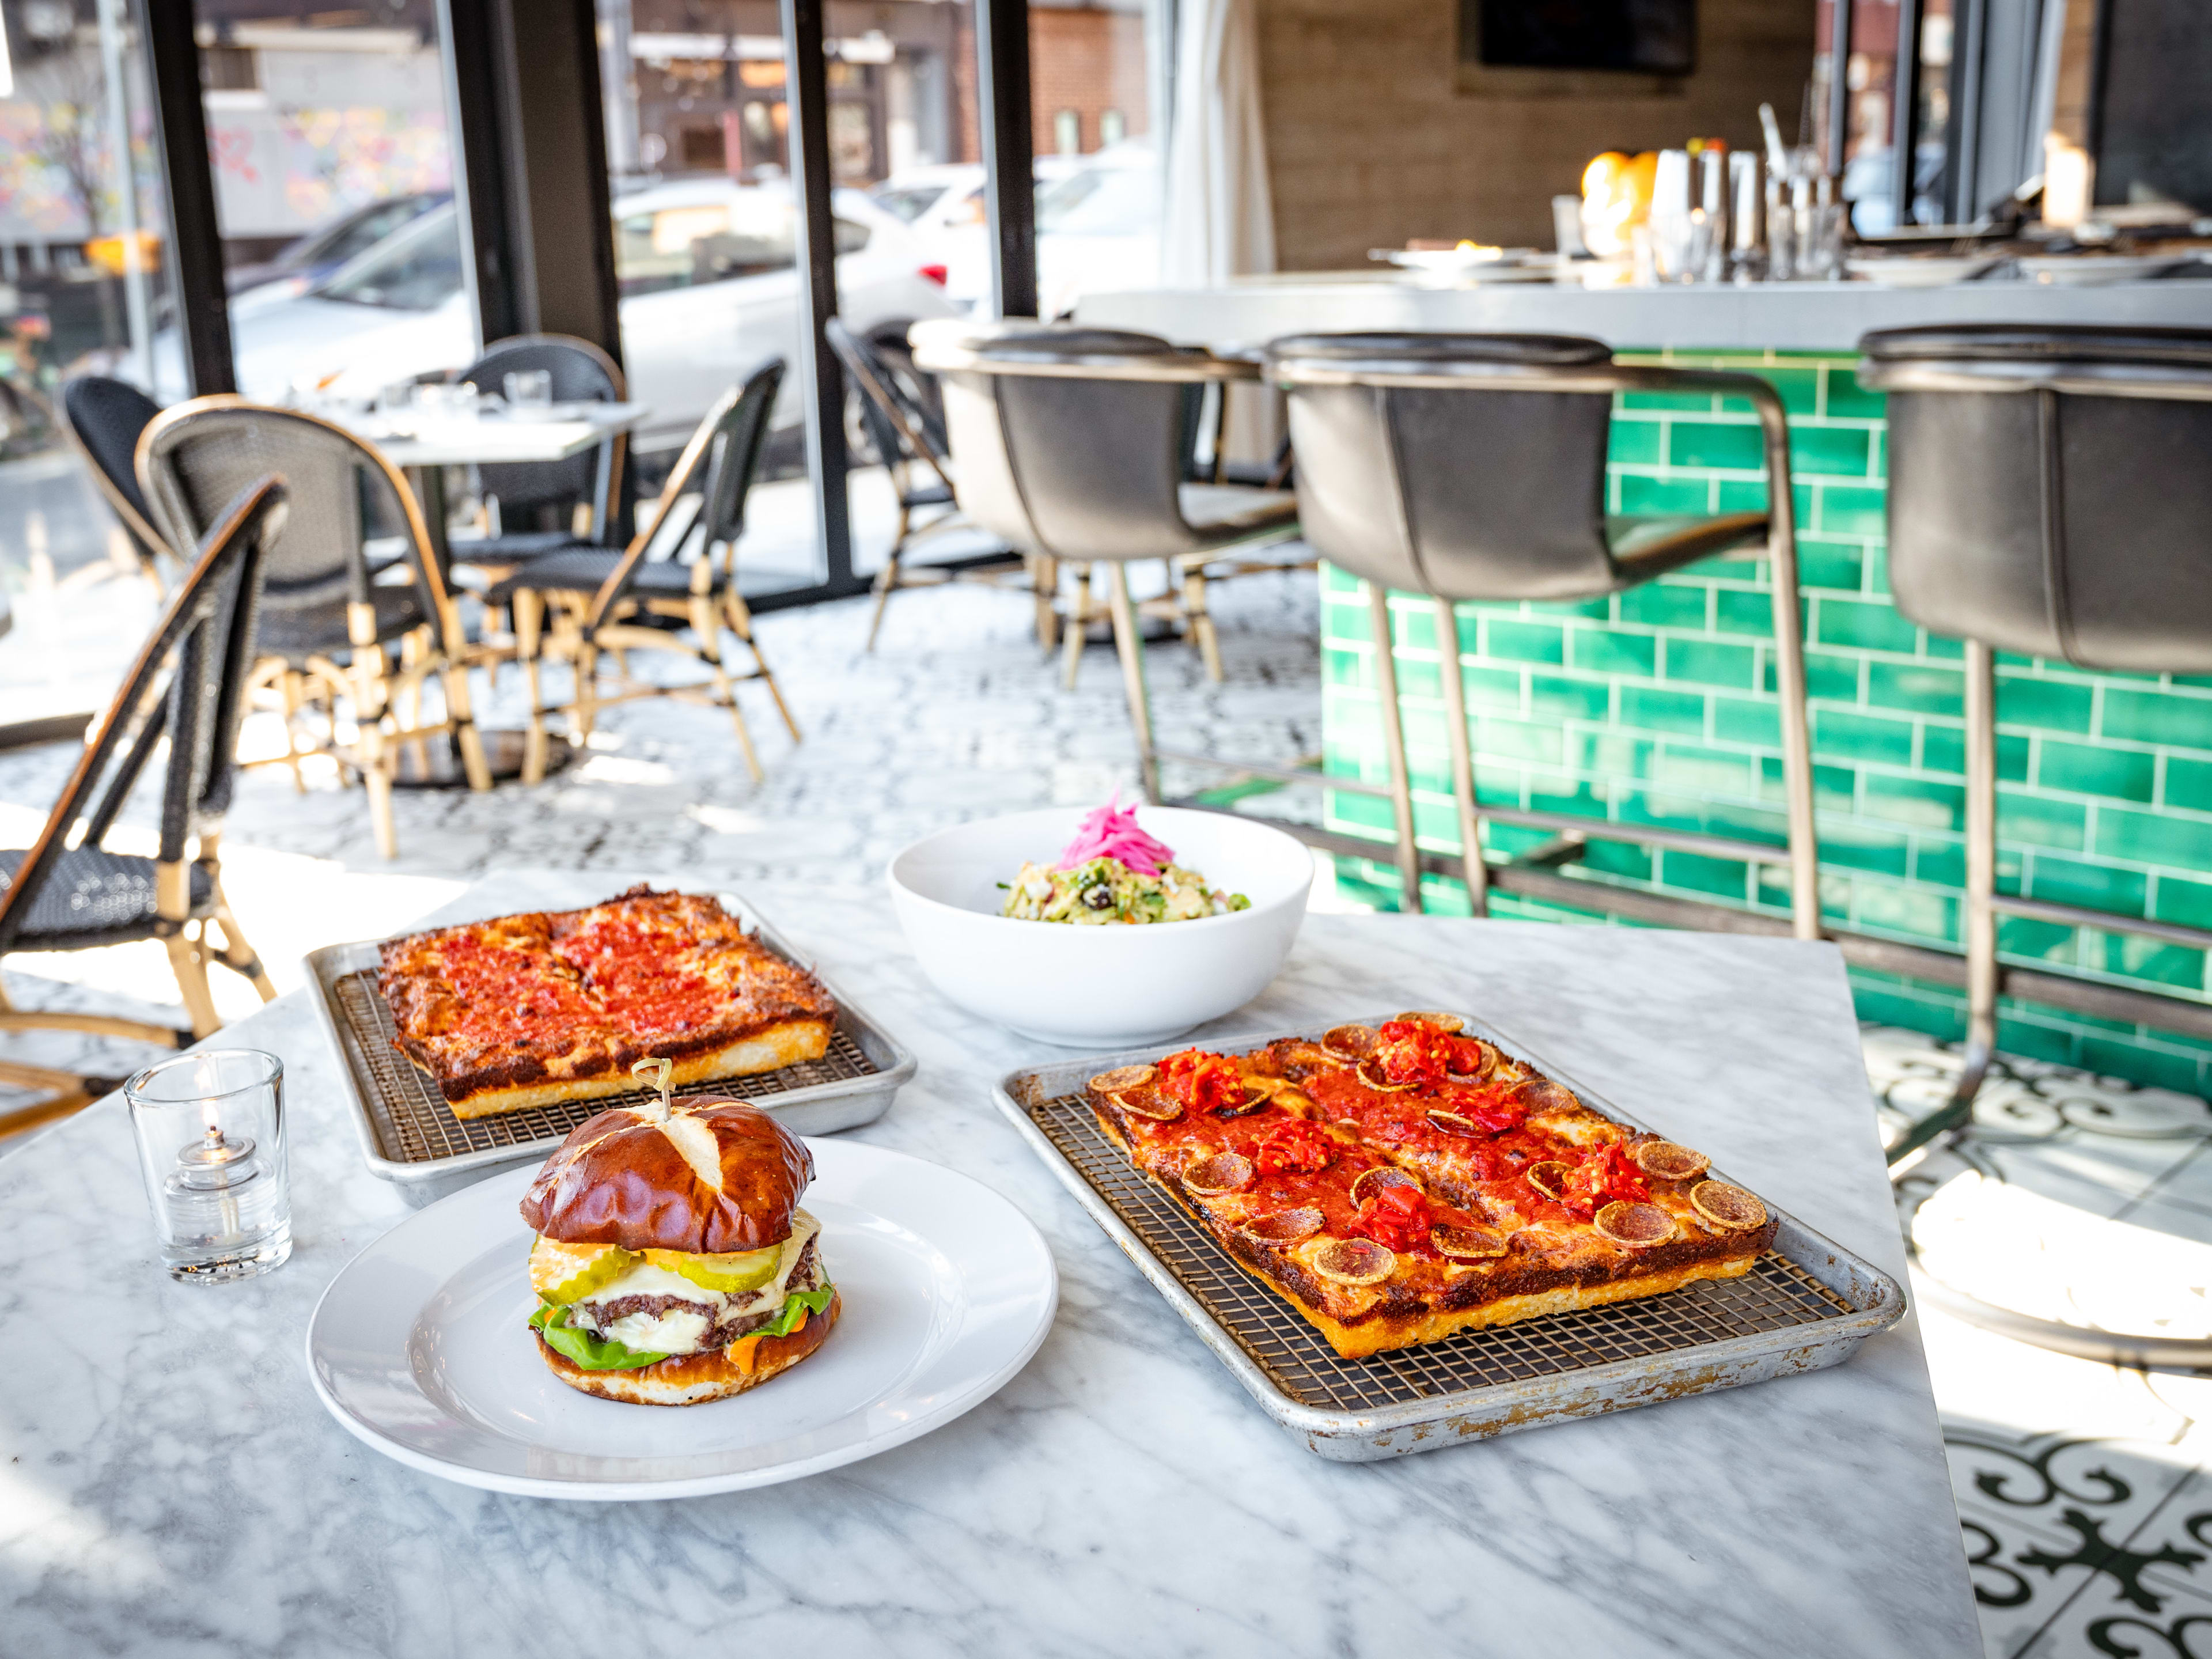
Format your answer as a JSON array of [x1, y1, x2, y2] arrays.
[[153, 180, 957, 452]]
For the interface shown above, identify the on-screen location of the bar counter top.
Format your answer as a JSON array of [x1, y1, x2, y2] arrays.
[[1078, 272, 2212, 352], [0, 870, 1980, 1658]]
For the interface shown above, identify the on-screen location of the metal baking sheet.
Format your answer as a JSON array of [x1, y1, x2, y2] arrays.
[[309, 891, 916, 1207], [995, 1012, 1905, 1461]]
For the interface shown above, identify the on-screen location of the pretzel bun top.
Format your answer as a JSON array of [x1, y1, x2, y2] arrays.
[[518, 1097, 812, 1253]]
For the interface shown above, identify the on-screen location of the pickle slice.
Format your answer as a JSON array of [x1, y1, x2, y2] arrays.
[[529, 1236, 634, 1304], [642, 1244, 783, 1294]]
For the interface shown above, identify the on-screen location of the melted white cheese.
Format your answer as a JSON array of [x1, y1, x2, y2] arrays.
[[572, 1209, 820, 1355]]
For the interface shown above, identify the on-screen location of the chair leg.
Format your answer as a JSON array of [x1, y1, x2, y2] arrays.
[[573, 642, 600, 745], [347, 613, 400, 861], [1032, 555, 1060, 654], [279, 669, 308, 793], [205, 868, 277, 1002], [693, 594, 765, 785], [865, 554, 900, 652], [1368, 582, 1424, 915], [1061, 565, 1092, 690], [513, 589, 551, 785], [1765, 513, 1824, 941], [1183, 560, 1224, 683], [1104, 563, 1161, 804], [161, 929, 222, 1040], [1431, 596, 1487, 917], [724, 588, 800, 743]]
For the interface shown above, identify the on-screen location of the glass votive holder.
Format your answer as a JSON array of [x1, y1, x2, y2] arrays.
[[125, 1050, 291, 1284]]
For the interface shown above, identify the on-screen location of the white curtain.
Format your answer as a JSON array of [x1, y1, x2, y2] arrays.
[[1160, 0, 1276, 288]]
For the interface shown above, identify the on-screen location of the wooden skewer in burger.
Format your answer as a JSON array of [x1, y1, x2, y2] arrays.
[[520, 1057, 840, 1406]]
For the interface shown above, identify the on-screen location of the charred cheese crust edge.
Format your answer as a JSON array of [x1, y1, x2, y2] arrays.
[[442, 1021, 832, 1119], [533, 1291, 840, 1406], [1089, 1092, 1773, 1360]]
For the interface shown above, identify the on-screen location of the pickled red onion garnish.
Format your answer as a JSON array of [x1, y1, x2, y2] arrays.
[[1055, 796, 1177, 877]]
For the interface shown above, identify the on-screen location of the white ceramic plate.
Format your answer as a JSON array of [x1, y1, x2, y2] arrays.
[[1845, 254, 2002, 287], [2017, 253, 2189, 287], [305, 1139, 1057, 1499]]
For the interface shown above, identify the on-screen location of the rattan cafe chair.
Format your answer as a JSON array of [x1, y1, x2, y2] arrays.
[[910, 319, 1301, 736], [825, 316, 1046, 652], [58, 374, 174, 590], [1264, 332, 1821, 927], [455, 332, 628, 565], [0, 478, 285, 1138], [488, 361, 798, 785], [138, 398, 493, 859]]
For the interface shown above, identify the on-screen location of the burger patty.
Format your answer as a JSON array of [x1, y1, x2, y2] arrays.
[[573, 1236, 824, 1350]]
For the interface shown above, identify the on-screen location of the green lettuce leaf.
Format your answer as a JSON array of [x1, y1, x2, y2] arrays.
[[529, 1283, 836, 1370], [529, 1301, 671, 1370]]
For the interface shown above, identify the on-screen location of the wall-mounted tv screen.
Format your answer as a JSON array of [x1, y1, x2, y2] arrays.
[[1468, 0, 1698, 75]]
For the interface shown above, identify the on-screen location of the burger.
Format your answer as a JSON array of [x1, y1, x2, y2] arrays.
[[518, 1093, 839, 1406]]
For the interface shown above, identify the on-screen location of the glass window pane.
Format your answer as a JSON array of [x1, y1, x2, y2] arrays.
[[601, 1, 975, 599], [1029, 0, 1164, 319], [0, 0, 176, 723]]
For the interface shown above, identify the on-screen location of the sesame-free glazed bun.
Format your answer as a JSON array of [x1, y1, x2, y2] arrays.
[[518, 1097, 812, 1253], [536, 1293, 841, 1406]]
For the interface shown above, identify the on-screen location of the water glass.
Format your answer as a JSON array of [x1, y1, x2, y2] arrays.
[[125, 1050, 291, 1283], [504, 369, 554, 409]]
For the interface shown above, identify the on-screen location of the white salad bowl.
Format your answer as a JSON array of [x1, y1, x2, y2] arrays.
[[887, 806, 1313, 1048]]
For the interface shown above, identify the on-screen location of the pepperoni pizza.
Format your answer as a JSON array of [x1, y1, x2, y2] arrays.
[[378, 887, 836, 1119], [1084, 1016, 1776, 1358]]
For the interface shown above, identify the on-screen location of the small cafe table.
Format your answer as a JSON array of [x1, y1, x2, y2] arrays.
[[0, 869, 1979, 1657]]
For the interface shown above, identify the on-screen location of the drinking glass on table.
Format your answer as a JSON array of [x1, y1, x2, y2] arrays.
[[504, 370, 554, 411], [125, 1050, 291, 1283]]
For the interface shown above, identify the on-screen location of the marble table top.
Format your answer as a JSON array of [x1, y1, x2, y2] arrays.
[[0, 870, 1980, 1658]]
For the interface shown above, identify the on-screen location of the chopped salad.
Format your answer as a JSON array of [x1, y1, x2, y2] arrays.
[[1001, 801, 1249, 926]]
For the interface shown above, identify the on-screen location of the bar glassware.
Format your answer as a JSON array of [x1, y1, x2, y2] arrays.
[[126, 1050, 291, 1283], [504, 369, 554, 409]]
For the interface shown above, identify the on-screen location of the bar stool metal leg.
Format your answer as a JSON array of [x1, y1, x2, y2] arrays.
[[1431, 596, 1487, 916], [1752, 389, 1823, 941], [1106, 563, 1162, 804], [1368, 582, 1424, 915]]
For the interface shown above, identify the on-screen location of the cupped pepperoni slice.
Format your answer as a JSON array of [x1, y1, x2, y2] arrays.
[[1310, 1236, 1396, 1285], [1109, 1088, 1182, 1123], [1431, 1222, 1509, 1260], [1393, 1011, 1465, 1033], [1215, 1079, 1277, 1118], [1241, 1207, 1324, 1245], [1690, 1180, 1767, 1232], [1355, 1056, 1416, 1092], [1445, 1039, 1498, 1082], [1426, 1109, 1481, 1137], [1512, 1077, 1580, 1115], [1349, 1165, 1421, 1207], [1593, 1201, 1676, 1248], [1525, 1160, 1574, 1200], [1631, 1139, 1711, 1181], [1090, 1065, 1156, 1094], [1321, 1024, 1378, 1060], [1183, 1151, 1255, 1196]]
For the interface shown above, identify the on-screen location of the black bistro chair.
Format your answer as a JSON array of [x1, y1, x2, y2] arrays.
[[1264, 333, 1823, 926], [455, 332, 629, 562], [0, 478, 285, 1135], [827, 317, 1043, 651], [490, 361, 798, 785], [58, 374, 173, 588], [1862, 324, 2212, 1158]]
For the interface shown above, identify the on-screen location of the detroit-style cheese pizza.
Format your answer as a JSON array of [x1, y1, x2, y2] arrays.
[[1084, 1015, 1776, 1358], [378, 887, 836, 1119]]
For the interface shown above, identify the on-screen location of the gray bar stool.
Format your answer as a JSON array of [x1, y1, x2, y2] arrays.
[[908, 319, 1301, 794], [1861, 324, 2212, 1163], [1266, 333, 1822, 933]]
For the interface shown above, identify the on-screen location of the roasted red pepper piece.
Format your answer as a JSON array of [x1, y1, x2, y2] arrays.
[[1157, 1048, 1241, 1116], [1253, 1120, 1338, 1175], [1374, 1020, 1456, 1089], [1556, 1145, 1652, 1218], [1352, 1179, 1433, 1251]]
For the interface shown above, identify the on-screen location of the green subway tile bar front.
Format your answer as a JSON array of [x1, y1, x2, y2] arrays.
[[1317, 349, 2212, 1098]]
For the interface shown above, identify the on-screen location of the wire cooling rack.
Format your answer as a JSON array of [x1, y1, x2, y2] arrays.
[[1018, 1082, 1873, 1419], [329, 970, 885, 1164]]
